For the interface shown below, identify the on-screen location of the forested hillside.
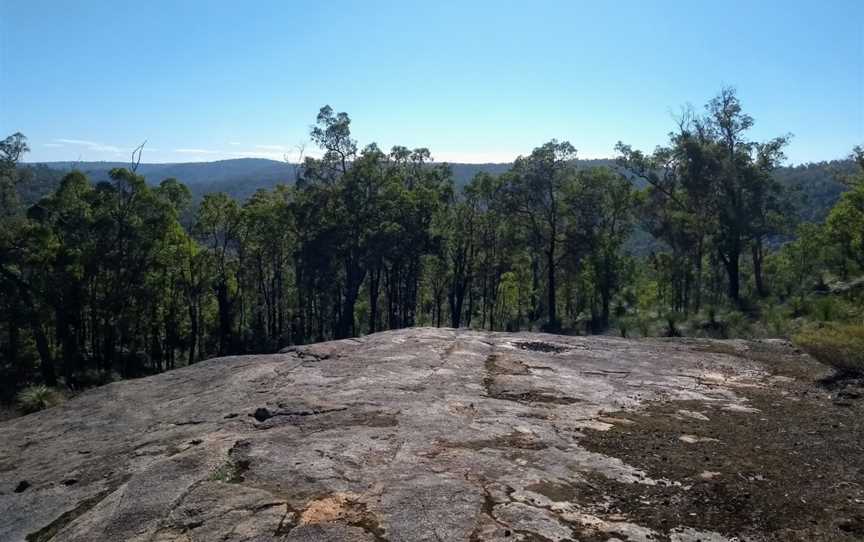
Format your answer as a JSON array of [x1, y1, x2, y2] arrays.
[[2, 89, 863, 406], [28, 156, 851, 223]]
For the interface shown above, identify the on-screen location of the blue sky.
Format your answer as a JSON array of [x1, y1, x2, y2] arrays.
[[2, 0, 862, 164]]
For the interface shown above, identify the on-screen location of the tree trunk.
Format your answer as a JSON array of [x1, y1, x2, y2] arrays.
[[693, 237, 704, 313], [724, 249, 741, 303], [546, 244, 558, 329], [216, 280, 233, 355], [188, 302, 198, 365], [336, 256, 365, 339], [752, 240, 767, 297], [31, 319, 57, 386], [369, 264, 380, 334], [8, 313, 19, 367], [449, 277, 467, 329]]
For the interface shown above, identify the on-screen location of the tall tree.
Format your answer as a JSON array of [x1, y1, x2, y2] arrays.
[[195, 193, 242, 355], [504, 141, 578, 329]]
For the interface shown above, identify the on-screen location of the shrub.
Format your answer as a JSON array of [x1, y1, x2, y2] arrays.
[[789, 295, 809, 318], [616, 317, 632, 338], [663, 312, 683, 337], [636, 316, 653, 337], [761, 304, 789, 337], [794, 324, 864, 376], [16, 385, 65, 414], [813, 296, 840, 322], [724, 310, 751, 338]]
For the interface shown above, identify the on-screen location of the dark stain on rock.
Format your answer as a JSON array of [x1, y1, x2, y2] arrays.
[[343, 411, 399, 428], [445, 431, 548, 451], [253, 407, 273, 422], [484, 353, 578, 405], [525, 480, 580, 503], [14, 480, 30, 493], [252, 405, 349, 425], [494, 391, 583, 405], [516, 341, 571, 354]]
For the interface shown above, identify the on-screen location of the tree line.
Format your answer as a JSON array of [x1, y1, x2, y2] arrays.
[[2, 88, 863, 400]]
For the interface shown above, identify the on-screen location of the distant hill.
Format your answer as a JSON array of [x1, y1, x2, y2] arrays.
[[773, 158, 856, 223], [31, 158, 299, 196], [23, 158, 853, 225], [30, 158, 619, 199]]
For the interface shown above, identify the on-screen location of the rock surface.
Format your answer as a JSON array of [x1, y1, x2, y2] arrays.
[[1, 328, 862, 541]]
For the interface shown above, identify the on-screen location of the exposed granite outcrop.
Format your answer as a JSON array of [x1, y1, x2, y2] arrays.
[[1, 328, 860, 541]]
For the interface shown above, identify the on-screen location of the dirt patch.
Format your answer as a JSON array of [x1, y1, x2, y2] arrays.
[[484, 353, 580, 405], [525, 480, 580, 503], [300, 493, 362, 524], [298, 493, 387, 541], [577, 363, 864, 541], [443, 431, 548, 451], [485, 353, 530, 378]]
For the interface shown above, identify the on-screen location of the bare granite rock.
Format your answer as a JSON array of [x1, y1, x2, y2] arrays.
[[1, 328, 861, 542]]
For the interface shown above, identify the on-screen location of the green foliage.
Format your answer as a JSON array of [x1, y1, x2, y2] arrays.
[[827, 182, 864, 271], [814, 296, 840, 322], [1, 98, 862, 402], [16, 385, 64, 413], [209, 457, 249, 483], [794, 324, 864, 376], [618, 87, 792, 307], [616, 316, 633, 338], [761, 304, 791, 337], [662, 311, 684, 337], [635, 316, 653, 338], [722, 310, 751, 339]]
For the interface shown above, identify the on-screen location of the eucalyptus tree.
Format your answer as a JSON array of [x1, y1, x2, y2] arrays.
[[563, 167, 638, 330], [195, 192, 242, 355], [619, 88, 790, 307], [706, 88, 790, 302], [503, 140, 578, 329], [827, 146, 864, 272], [0, 133, 29, 219], [0, 133, 34, 390], [333, 144, 387, 338], [240, 186, 294, 349]]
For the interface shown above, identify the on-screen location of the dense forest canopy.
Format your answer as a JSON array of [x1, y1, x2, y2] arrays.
[[21, 155, 855, 219], [2, 88, 863, 402]]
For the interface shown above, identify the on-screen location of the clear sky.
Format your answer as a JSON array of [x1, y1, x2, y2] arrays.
[[2, 0, 862, 165]]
